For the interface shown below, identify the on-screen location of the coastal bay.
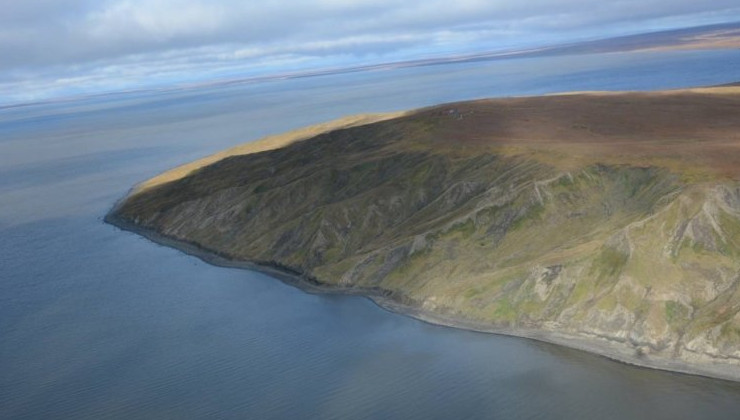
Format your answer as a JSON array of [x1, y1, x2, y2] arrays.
[[6, 48, 740, 418]]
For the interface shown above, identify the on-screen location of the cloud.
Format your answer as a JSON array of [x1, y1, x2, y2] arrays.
[[0, 0, 739, 103]]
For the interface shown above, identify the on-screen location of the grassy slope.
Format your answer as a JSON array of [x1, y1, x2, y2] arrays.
[[110, 86, 740, 367]]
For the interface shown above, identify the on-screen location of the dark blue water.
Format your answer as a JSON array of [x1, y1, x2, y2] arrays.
[[3, 49, 740, 419]]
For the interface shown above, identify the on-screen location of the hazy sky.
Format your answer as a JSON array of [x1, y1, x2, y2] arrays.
[[2, 0, 739, 104]]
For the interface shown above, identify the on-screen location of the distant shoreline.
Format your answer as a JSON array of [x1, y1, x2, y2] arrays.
[[5, 21, 739, 110], [105, 213, 740, 383]]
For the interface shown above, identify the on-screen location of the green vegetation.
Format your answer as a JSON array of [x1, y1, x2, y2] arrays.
[[490, 298, 517, 321], [591, 246, 629, 279], [446, 219, 476, 239], [665, 300, 689, 325]]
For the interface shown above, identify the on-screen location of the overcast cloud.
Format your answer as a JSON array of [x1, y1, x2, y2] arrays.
[[1, 0, 739, 103]]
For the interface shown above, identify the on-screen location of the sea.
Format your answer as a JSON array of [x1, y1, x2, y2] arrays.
[[2, 48, 740, 419]]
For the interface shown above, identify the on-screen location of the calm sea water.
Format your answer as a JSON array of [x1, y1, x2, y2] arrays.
[[3, 49, 740, 419]]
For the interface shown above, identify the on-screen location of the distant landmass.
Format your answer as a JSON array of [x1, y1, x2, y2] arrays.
[[5, 21, 739, 110], [194, 21, 740, 90], [108, 84, 740, 381]]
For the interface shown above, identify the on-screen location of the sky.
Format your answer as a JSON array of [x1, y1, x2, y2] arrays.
[[1, 0, 739, 105]]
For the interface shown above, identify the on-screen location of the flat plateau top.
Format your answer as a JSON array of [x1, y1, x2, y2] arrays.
[[137, 85, 740, 194]]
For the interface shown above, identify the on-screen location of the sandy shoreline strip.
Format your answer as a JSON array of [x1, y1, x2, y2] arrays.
[[105, 213, 740, 383]]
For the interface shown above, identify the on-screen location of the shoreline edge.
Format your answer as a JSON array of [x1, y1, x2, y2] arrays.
[[104, 212, 740, 384]]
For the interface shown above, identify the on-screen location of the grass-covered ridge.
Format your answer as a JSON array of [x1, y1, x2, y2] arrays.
[[108, 85, 740, 379]]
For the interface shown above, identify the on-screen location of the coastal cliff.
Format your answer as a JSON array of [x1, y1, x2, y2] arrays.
[[107, 86, 740, 380]]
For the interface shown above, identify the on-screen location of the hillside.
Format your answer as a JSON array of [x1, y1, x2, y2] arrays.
[[107, 86, 740, 380]]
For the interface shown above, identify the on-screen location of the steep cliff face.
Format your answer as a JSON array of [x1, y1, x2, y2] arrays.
[[108, 87, 740, 373]]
